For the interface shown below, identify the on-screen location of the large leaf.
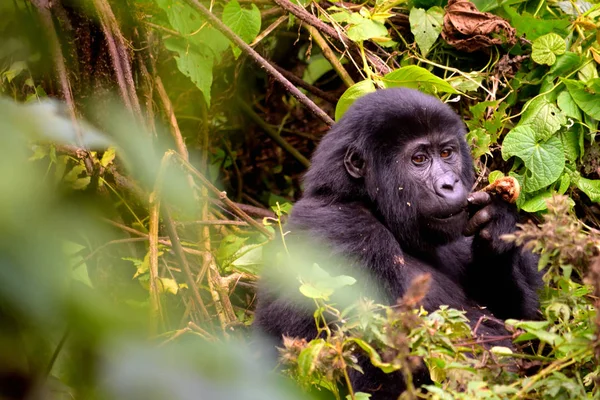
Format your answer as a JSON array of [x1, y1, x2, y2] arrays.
[[409, 7, 444, 56], [382, 66, 458, 94], [531, 33, 566, 66], [563, 78, 600, 119], [556, 90, 581, 121], [521, 191, 552, 212], [222, 0, 261, 58], [502, 125, 565, 192], [164, 38, 216, 106], [335, 79, 377, 121], [519, 96, 566, 140], [155, 0, 229, 105]]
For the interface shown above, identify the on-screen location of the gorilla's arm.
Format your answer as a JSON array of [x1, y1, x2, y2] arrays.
[[288, 198, 501, 316], [461, 197, 542, 320]]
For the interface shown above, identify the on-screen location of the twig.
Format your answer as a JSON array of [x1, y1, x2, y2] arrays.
[[177, 220, 249, 226], [170, 150, 275, 239], [148, 188, 163, 334], [162, 207, 212, 323], [182, 0, 334, 126], [45, 329, 69, 377], [230, 201, 276, 219], [273, 64, 339, 103], [270, 0, 390, 75], [305, 25, 354, 88], [237, 99, 311, 168]]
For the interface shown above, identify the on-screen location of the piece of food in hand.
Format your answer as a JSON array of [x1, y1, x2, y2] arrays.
[[481, 176, 520, 204]]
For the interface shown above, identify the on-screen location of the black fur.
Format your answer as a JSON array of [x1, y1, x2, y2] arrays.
[[254, 88, 541, 399]]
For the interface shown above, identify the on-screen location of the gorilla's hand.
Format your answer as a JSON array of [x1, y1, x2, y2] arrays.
[[463, 191, 518, 254]]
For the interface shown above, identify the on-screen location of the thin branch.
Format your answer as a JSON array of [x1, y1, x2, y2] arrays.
[[273, 64, 339, 104], [182, 0, 334, 126], [169, 150, 275, 239], [305, 25, 354, 88], [270, 0, 390, 75], [237, 99, 311, 168], [162, 207, 212, 323]]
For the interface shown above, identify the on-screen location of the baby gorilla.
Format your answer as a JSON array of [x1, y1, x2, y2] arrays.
[[254, 88, 541, 399]]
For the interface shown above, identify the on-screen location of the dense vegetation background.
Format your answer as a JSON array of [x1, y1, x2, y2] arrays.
[[1, 0, 600, 398]]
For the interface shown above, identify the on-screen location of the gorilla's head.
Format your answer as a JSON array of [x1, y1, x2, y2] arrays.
[[303, 88, 474, 253]]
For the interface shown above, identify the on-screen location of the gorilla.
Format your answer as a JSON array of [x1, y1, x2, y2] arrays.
[[254, 88, 542, 399]]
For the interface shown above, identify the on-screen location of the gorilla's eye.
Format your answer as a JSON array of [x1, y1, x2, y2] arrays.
[[412, 154, 427, 165], [440, 149, 453, 158]]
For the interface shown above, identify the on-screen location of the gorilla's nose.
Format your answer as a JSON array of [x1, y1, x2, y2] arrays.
[[435, 173, 464, 201]]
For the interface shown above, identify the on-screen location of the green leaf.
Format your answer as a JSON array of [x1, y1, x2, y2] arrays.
[[335, 79, 377, 121], [297, 339, 325, 378], [222, 0, 261, 58], [521, 191, 552, 212], [490, 346, 513, 355], [158, 277, 179, 295], [531, 33, 566, 66], [348, 393, 372, 400], [100, 147, 116, 167], [409, 7, 444, 56], [164, 38, 216, 105], [560, 129, 580, 162], [503, 9, 570, 41], [382, 66, 458, 95], [575, 176, 600, 203], [299, 264, 356, 300], [556, 90, 581, 121], [347, 17, 388, 42], [488, 170, 504, 184], [558, 173, 571, 194], [549, 52, 582, 78], [520, 96, 566, 140], [302, 54, 334, 85], [502, 125, 565, 192], [348, 338, 399, 373], [563, 78, 600, 119], [155, 0, 229, 105]]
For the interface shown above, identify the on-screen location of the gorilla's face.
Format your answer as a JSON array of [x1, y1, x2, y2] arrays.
[[399, 134, 469, 241]]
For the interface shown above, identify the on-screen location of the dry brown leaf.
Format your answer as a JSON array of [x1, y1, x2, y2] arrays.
[[442, 0, 516, 52]]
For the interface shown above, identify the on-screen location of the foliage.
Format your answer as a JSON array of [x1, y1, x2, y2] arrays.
[[1, 0, 600, 398]]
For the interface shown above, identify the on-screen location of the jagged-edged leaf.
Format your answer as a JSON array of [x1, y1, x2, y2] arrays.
[[222, 0, 261, 58], [502, 125, 564, 192], [347, 17, 388, 42], [409, 7, 444, 56], [382, 66, 458, 94], [155, 0, 229, 105]]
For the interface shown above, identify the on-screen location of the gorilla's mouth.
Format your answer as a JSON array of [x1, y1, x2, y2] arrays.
[[430, 209, 466, 221]]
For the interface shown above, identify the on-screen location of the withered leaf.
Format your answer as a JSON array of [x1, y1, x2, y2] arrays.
[[442, 0, 516, 52]]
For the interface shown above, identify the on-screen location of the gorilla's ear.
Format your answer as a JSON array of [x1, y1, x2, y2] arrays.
[[344, 147, 365, 178]]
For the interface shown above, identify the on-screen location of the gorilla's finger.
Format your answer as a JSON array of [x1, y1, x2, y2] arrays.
[[467, 191, 491, 207], [464, 207, 493, 236]]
